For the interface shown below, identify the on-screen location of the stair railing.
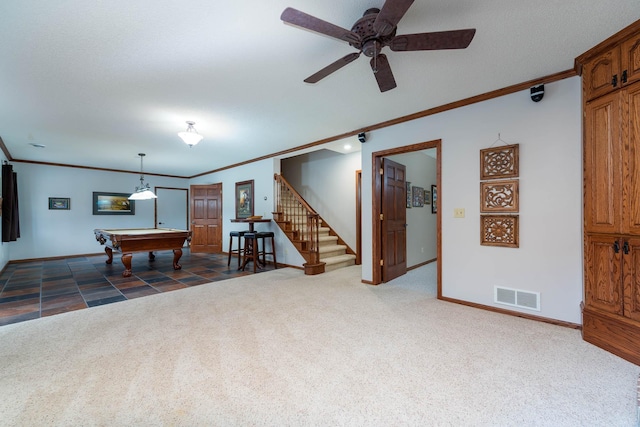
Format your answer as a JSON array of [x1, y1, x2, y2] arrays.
[[274, 174, 321, 265]]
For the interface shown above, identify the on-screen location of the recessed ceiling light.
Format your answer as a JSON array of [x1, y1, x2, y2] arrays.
[[29, 143, 46, 148], [344, 144, 352, 150]]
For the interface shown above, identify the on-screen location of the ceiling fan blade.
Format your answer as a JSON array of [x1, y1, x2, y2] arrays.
[[281, 7, 361, 44], [370, 54, 397, 92], [373, 0, 415, 36], [390, 29, 476, 51], [304, 52, 361, 84]]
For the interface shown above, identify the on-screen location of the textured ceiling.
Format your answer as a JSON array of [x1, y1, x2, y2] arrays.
[[0, 1, 638, 177]]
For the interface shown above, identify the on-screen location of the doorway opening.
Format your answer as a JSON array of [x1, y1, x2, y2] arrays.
[[371, 139, 441, 297], [154, 187, 189, 231]]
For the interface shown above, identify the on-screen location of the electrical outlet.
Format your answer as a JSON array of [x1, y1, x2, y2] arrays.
[[454, 208, 465, 218]]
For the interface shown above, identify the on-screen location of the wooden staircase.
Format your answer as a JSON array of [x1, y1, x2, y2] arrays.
[[273, 174, 356, 275]]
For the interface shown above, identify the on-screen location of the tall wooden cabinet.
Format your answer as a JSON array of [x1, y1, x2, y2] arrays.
[[578, 20, 640, 365]]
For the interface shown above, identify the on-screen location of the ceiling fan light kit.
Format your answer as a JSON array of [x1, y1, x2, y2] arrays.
[[281, 0, 476, 92], [178, 121, 204, 147], [129, 153, 157, 200]]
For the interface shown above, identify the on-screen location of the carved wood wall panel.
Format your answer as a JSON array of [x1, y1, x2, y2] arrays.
[[480, 215, 519, 248], [480, 179, 519, 213], [480, 144, 520, 180]]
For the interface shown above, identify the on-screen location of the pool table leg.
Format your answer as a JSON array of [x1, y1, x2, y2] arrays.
[[104, 247, 113, 265], [172, 248, 183, 270], [121, 253, 133, 277]]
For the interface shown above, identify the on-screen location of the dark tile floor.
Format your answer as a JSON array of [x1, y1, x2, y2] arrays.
[[0, 249, 273, 327]]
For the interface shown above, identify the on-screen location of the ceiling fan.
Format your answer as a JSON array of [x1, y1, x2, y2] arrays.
[[280, 0, 476, 92]]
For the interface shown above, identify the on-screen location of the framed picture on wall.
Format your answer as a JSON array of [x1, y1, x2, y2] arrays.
[[92, 192, 135, 215], [431, 185, 438, 214], [49, 197, 70, 210], [406, 182, 412, 208], [412, 186, 424, 207], [235, 180, 254, 219], [424, 190, 431, 205]]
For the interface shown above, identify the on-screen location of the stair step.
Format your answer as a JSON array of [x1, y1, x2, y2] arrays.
[[318, 235, 338, 245], [323, 254, 357, 272], [319, 244, 347, 259], [290, 226, 330, 235]]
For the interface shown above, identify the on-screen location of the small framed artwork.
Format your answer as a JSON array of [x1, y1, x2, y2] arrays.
[[481, 215, 519, 248], [235, 180, 254, 219], [424, 190, 431, 205], [406, 182, 412, 208], [49, 197, 70, 210], [480, 144, 519, 180], [92, 192, 135, 215], [412, 186, 424, 207], [431, 185, 438, 214], [480, 179, 519, 213]]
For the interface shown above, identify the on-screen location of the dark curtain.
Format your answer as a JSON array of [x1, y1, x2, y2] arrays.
[[2, 164, 20, 242]]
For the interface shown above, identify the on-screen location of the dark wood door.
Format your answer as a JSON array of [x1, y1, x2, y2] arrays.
[[381, 158, 406, 282], [190, 184, 222, 253]]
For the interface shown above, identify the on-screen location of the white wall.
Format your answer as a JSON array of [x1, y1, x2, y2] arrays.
[[281, 149, 361, 250], [190, 158, 307, 267], [360, 77, 583, 323], [10, 163, 188, 260], [387, 151, 438, 267]]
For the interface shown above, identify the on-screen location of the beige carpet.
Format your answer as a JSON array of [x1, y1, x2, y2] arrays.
[[0, 264, 637, 426]]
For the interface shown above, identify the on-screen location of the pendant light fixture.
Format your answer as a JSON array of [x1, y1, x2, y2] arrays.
[[178, 121, 203, 147], [128, 153, 157, 200]]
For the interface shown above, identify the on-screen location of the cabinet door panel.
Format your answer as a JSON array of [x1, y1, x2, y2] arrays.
[[621, 34, 640, 88], [585, 235, 623, 315], [583, 47, 620, 101], [585, 93, 622, 233], [623, 237, 640, 321], [623, 83, 640, 234]]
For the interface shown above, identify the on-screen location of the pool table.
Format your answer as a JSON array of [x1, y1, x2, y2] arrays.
[[94, 228, 191, 277]]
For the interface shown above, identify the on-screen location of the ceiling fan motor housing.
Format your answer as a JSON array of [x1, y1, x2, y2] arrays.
[[350, 9, 396, 57]]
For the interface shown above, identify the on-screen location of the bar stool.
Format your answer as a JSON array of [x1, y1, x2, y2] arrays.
[[255, 231, 277, 269], [241, 232, 259, 272], [228, 230, 250, 268]]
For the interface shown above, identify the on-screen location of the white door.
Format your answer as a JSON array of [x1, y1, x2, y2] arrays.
[[155, 187, 188, 232]]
